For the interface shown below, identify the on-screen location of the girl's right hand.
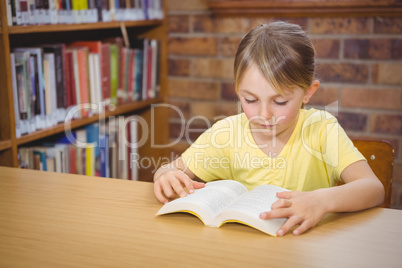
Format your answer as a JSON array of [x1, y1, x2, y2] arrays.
[[153, 160, 205, 204]]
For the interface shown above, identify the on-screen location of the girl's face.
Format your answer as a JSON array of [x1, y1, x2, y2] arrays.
[[238, 64, 317, 140]]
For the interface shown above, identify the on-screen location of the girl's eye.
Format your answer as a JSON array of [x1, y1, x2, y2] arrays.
[[275, 101, 288, 106], [245, 98, 257, 104]]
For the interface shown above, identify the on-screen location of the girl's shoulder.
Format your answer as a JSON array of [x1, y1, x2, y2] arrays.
[[300, 108, 338, 127]]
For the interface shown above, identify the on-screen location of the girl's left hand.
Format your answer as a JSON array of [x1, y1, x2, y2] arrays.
[[259, 190, 329, 236]]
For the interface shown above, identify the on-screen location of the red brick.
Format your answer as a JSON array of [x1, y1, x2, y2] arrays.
[[167, 142, 191, 157], [192, 58, 234, 79], [250, 18, 308, 31], [374, 17, 402, 34], [168, 59, 190, 76], [169, 119, 211, 144], [337, 112, 367, 132], [372, 63, 402, 85], [166, 0, 208, 11], [185, 119, 212, 143], [193, 15, 250, 33], [193, 15, 215, 33], [309, 86, 338, 106], [344, 39, 393, 60], [311, 39, 340, 59], [169, 80, 188, 98], [391, 40, 402, 59], [191, 101, 239, 121], [168, 37, 218, 56], [221, 82, 237, 101], [168, 16, 190, 33], [168, 100, 190, 119], [372, 64, 379, 84], [391, 182, 402, 209], [311, 18, 370, 34], [169, 79, 221, 100], [170, 121, 185, 140], [370, 114, 402, 135], [317, 63, 368, 83], [394, 162, 402, 183], [221, 37, 242, 57], [341, 88, 402, 110]]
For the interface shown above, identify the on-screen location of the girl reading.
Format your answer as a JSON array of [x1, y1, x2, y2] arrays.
[[153, 21, 384, 236]]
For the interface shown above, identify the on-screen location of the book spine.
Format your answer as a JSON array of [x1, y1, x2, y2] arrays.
[[46, 53, 58, 124], [6, 0, 13, 25], [30, 55, 41, 117], [109, 44, 118, 104], [77, 48, 90, 117], [141, 39, 148, 100], [88, 54, 97, 106], [146, 40, 152, 99], [93, 54, 102, 103], [100, 44, 110, 102], [64, 51, 73, 107], [27, 0, 36, 24], [43, 56, 52, 118], [72, 49, 82, 117], [28, 56, 37, 118], [19, 0, 30, 25], [127, 49, 134, 101], [133, 48, 143, 101], [69, 146, 76, 174], [10, 53, 21, 138]]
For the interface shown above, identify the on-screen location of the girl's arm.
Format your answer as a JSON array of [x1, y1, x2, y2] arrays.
[[153, 157, 205, 203], [260, 160, 384, 236], [319, 160, 384, 212]]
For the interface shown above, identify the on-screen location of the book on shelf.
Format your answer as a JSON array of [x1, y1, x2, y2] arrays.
[[10, 37, 160, 137], [156, 180, 288, 236], [6, 0, 163, 26], [18, 115, 139, 180]]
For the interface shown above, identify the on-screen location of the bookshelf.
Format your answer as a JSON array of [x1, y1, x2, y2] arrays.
[[0, 0, 169, 181]]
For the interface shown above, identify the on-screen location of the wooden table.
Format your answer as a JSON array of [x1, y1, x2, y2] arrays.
[[1, 166, 401, 267]]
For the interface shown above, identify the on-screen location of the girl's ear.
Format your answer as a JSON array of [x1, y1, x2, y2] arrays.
[[303, 80, 320, 104]]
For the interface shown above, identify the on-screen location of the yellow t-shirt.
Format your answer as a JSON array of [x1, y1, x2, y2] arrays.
[[181, 108, 365, 191]]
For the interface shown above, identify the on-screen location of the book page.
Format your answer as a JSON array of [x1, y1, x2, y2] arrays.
[[214, 185, 288, 235], [156, 180, 248, 226]]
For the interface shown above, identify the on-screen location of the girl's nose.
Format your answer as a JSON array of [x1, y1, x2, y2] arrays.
[[259, 104, 273, 121]]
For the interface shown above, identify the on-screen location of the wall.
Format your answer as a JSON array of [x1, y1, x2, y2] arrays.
[[165, 0, 402, 208]]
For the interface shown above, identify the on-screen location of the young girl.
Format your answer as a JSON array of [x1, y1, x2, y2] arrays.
[[153, 21, 384, 236]]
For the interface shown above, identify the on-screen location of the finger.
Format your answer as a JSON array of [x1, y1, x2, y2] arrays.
[[260, 207, 292, 220], [193, 181, 205, 189], [177, 171, 197, 194], [271, 198, 292, 210], [160, 180, 179, 199], [169, 176, 188, 198], [154, 183, 169, 204], [277, 216, 301, 237], [277, 191, 292, 199], [293, 219, 313, 236]]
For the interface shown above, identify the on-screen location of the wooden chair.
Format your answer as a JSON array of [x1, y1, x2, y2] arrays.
[[352, 140, 394, 208]]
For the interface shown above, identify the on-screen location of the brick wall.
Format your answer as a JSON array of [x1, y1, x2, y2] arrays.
[[165, 0, 402, 209]]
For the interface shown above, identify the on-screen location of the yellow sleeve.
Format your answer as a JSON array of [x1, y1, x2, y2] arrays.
[[319, 116, 366, 184], [181, 119, 232, 182]]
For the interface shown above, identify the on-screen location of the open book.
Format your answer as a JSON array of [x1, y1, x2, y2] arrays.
[[156, 180, 288, 236]]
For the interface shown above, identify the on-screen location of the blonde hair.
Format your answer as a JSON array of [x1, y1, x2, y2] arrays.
[[234, 21, 316, 95]]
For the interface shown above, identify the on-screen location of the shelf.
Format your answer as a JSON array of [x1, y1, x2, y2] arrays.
[[16, 97, 163, 146], [208, 0, 402, 16], [0, 140, 12, 151], [8, 19, 163, 34]]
